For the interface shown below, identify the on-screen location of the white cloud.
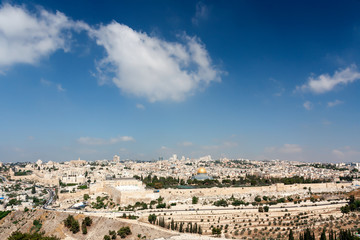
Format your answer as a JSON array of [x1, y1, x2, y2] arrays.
[[0, 4, 88, 69], [192, 2, 209, 26], [78, 135, 134, 145], [90, 22, 222, 102], [136, 103, 145, 110], [327, 99, 343, 107], [303, 101, 312, 110], [297, 65, 360, 94]]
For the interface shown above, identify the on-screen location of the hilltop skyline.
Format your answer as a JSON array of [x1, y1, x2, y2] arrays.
[[1, 0, 360, 162]]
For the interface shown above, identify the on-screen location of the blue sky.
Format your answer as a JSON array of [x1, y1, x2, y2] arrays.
[[1, 0, 360, 163]]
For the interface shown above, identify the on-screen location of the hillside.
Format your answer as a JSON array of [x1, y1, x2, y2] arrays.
[[0, 210, 177, 240]]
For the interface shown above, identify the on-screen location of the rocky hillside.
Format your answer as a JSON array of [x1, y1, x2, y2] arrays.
[[0, 210, 177, 240]]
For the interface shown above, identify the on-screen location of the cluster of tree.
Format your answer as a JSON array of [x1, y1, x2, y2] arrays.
[[154, 196, 167, 209], [341, 195, 360, 214], [83, 194, 90, 201], [186, 178, 220, 187], [0, 211, 11, 220], [289, 228, 360, 240], [120, 213, 138, 220], [14, 170, 32, 176], [340, 176, 355, 182], [155, 216, 203, 234], [31, 219, 42, 233], [8, 231, 60, 240], [212, 227, 222, 236], [91, 196, 108, 209], [63, 215, 80, 234], [104, 226, 131, 239], [310, 163, 348, 171], [81, 217, 92, 234], [141, 175, 180, 189], [7, 198, 22, 207], [258, 206, 269, 212], [148, 214, 157, 224], [139, 172, 332, 190], [214, 199, 228, 207], [77, 185, 88, 190], [122, 201, 148, 211]]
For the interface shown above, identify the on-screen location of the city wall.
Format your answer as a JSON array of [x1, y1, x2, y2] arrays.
[[56, 181, 354, 206], [159, 182, 353, 202], [10, 173, 58, 186]]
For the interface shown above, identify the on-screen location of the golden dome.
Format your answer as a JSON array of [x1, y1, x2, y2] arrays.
[[197, 167, 207, 174]]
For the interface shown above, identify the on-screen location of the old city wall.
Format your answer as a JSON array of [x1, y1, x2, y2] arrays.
[[58, 188, 90, 202], [11, 174, 58, 186], [159, 182, 353, 201]]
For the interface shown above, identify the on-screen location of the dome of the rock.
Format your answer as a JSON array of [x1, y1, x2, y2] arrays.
[[197, 167, 207, 174]]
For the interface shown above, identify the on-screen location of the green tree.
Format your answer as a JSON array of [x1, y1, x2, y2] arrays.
[[264, 205, 269, 212], [8, 231, 60, 240], [288, 229, 294, 240], [83, 217, 92, 226], [81, 222, 87, 234], [83, 194, 90, 201], [117, 226, 131, 238], [212, 227, 221, 236], [192, 196, 199, 204], [148, 214, 157, 224], [320, 229, 327, 240]]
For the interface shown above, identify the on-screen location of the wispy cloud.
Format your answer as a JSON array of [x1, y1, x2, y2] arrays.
[[332, 146, 360, 161], [40, 78, 66, 92], [266, 144, 303, 154], [179, 141, 193, 147], [296, 65, 360, 94], [77, 135, 135, 145], [201, 141, 237, 150], [327, 99, 343, 107], [303, 101, 313, 110], [136, 103, 145, 110], [270, 78, 285, 97], [56, 84, 66, 92], [90, 22, 222, 102], [192, 2, 209, 26], [322, 120, 332, 126]]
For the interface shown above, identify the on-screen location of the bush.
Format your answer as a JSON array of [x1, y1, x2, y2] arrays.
[[64, 215, 80, 234], [148, 214, 157, 224], [117, 226, 131, 238], [83, 194, 90, 201], [8, 231, 60, 240], [83, 217, 92, 226]]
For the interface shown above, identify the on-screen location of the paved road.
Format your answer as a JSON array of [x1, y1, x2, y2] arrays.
[[44, 200, 347, 216], [0, 175, 8, 183]]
